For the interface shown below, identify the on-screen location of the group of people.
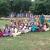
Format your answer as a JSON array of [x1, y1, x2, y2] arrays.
[[0, 15, 50, 37]]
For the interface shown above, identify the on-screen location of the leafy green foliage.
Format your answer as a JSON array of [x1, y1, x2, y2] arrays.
[[0, 0, 50, 16]]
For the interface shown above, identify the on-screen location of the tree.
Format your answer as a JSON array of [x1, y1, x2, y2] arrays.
[[0, 0, 50, 17], [30, 0, 50, 15], [0, 0, 32, 17], [0, 0, 10, 17]]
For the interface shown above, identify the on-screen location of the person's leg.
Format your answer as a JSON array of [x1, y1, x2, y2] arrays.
[[12, 33, 16, 37], [3, 34, 9, 37], [45, 28, 50, 31], [16, 32, 21, 35]]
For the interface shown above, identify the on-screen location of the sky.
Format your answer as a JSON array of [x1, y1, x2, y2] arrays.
[[31, 0, 35, 2]]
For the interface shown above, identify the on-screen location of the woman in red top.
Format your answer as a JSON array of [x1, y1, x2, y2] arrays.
[[0, 29, 3, 37]]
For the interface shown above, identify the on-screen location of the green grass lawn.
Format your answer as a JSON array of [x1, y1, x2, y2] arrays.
[[0, 19, 50, 50], [0, 19, 9, 28], [0, 32, 50, 50]]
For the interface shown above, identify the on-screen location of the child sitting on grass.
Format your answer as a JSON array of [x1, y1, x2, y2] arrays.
[[18, 22, 24, 33], [0, 29, 3, 37], [42, 23, 50, 31], [35, 21, 42, 32], [31, 22, 39, 32], [21, 23, 30, 33], [10, 26, 21, 37], [3, 24, 10, 37]]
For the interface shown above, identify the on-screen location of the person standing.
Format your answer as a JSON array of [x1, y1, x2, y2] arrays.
[[39, 14, 45, 25]]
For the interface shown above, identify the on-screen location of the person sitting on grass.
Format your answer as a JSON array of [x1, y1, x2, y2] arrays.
[[9, 26, 14, 36], [36, 21, 40, 27], [35, 21, 42, 32], [13, 21, 17, 27], [10, 20, 17, 27], [42, 23, 50, 31], [21, 23, 30, 33], [3, 24, 10, 37], [10, 20, 14, 27], [31, 22, 39, 32], [10, 26, 21, 37], [18, 22, 24, 33], [0, 29, 3, 37]]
